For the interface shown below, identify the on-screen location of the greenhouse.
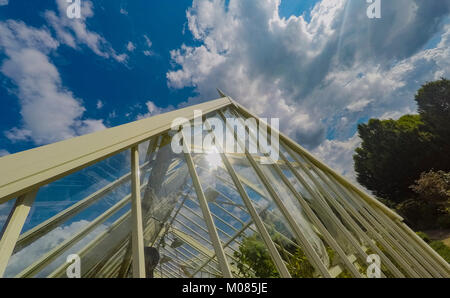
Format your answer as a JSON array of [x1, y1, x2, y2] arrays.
[[0, 93, 448, 278]]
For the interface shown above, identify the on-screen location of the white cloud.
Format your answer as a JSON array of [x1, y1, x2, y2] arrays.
[[142, 34, 154, 56], [346, 98, 373, 112], [4, 127, 32, 143], [4, 220, 90, 277], [127, 41, 136, 52], [96, 100, 104, 109], [3, 220, 108, 277], [0, 0, 8, 6], [143, 35, 152, 48], [76, 119, 107, 136], [45, 0, 128, 63], [143, 50, 153, 56], [0, 149, 9, 157], [0, 20, 106, 145], [136, 101, 174, 120], [167, 0, 450, 178], [312, 133, 361, 181], [109, 110, 117, 119], [0, 215, 6, 226], [0, 20, 59, 53]]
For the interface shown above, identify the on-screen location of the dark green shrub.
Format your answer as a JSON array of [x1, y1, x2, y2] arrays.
[[416, 231, 430, 243], [396, 199, 439, 230], [429, 241, 450, 263]]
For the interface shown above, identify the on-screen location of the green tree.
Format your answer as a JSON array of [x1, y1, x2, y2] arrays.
[[416, 232, 450, 263], [354, 114, 436, 202], [285, 247, 315, 278], [399, 170, 450, 229], [232, 234, 279, 278], [396, 198, 440, 229], [415, 78, 450, 170], [415, 78, 450, 148], [232, 232, 317, 278], [354, 78, 450, 228], [410, 170, 450, 207]]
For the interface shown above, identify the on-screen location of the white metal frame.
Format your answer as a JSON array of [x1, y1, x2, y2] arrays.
[[0, 93, 447, 278]]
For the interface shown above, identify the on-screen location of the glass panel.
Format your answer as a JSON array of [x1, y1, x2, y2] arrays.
[[0, 198, 16, 232], [22, 149, 132, 234], [281, 142, 408, 276], [226, 154, 321, 277], [258, 163, 352, 273], [221, 108, 263, 158], [191, 149, 280, 278], [3, 149, 134, 278], [217, 108, 328, 277], [138, 133, 223, 278], [228, 107, 367, 277]]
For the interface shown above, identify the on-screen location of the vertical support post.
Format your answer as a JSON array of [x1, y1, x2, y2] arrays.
[[182, 132, 233, 278], [119, 135, 161, 278], [0, 189, 37, 277], [131, 146, 146, 278]]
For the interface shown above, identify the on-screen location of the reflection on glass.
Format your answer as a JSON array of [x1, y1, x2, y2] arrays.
[[0, 198, 16, 232], [3, 149, 134, 278]]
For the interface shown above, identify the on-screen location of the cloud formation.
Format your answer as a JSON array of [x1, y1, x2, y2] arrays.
[[4, 220, 108, 277], [0, 0, 132, 146], [127, 41, 136, 52], [0, 149, 9, 157], [45, 0, 128, 62], [0, 20, 106, 145], [167, 0, 450, 179], [142, 34, 154, 56], [136, 101, 175, 120]]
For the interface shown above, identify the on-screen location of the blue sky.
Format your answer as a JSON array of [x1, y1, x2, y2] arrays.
[[0, 0, 315, 155], [0, 0, 450, 179], [0, 0, 450, 277], [0, 0, 197, 155]]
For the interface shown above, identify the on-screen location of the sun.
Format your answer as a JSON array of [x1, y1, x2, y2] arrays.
[[205, 148, 222, 170]]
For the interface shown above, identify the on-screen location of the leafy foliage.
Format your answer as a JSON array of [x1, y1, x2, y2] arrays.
[[354, 78, 450, 229], [354, 114, 436, 202], [396, 198, 442, 229], [410, 170, 450, 206], [415, 78, 450, 152], [429, 241, 450, 263], [232, 234, 279, 278], [285, 247, 315, 278], [416, 231, 450, 263], [396, 170, 450, 229], [232, 230, 316, 278]]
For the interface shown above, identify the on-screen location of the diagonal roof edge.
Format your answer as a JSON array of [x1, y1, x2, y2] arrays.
[[0, 97, 233, 203], [223, 94, 403, 221]]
